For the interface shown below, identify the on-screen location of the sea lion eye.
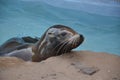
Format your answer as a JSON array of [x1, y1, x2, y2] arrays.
[[61, 32, 67, 36], [48, 32, 52, 35]]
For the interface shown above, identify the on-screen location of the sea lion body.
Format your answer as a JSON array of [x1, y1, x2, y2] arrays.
[[5, 47, 34, 61], [0, 37, 39, 56], [1, 25, 84, 62]]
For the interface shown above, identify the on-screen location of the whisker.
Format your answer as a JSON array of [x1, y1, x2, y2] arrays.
[[75, 38, 78, 47], [56, 40, 68, 55], [51, 40, 67, 55], [61, 42, 67, 54], [52, 40, 67, 55], [63, 43, 69, 54], [72, 39, 74, 45]]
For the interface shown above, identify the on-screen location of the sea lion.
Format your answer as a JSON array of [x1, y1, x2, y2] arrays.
[[2, 25, 84, 62]]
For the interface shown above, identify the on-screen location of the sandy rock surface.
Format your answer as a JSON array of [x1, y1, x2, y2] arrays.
[[0, 51, 120, 80]]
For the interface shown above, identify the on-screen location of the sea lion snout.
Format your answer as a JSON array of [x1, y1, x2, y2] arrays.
[[68, 34, 84, 49]]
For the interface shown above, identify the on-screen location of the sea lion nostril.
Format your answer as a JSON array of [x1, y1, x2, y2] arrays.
[[80, 34, 84, 40], [80, 34, 83, 38]]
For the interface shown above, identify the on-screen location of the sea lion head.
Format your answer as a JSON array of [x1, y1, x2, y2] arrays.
[[32, 25, 84, 61], [45, 25, 84, 54]]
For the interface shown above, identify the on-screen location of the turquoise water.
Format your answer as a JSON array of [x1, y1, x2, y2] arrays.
[[0, 0, 120, 55]]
